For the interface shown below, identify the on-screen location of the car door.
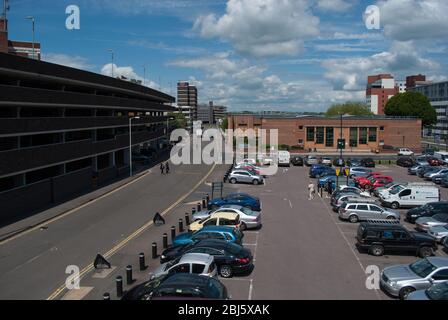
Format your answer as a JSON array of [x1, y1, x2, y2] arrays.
[[207, 232, 227, 241], [202, 247, 226, 264], [392, 230, 416, 253], [398, 189, 412, 206], [356, 204, 370, 220], [368, 204, 384, 219], [191, 263, 206, 275], [191, 232, 211, 242], [168, 263, 191, 274], [203, 218, 218, 228], [430, 268, 448, 285]]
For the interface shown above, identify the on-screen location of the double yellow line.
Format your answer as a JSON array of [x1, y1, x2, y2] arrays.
[[47, 164, 216, 300]]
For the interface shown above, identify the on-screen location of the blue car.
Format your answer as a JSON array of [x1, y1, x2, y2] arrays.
[[172, 226, 244, 247], [208, 193, 261, 211], [318, 175, 337, 188], [309, 165, 335, 178]]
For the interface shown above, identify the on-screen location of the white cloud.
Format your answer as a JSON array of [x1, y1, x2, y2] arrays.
[[377, 0, 448, 41], [193, 0, 319, 57], [42, 53, 92, 70], [316, 0, 353, 12]]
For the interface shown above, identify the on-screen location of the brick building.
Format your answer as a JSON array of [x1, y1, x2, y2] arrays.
[[0, 18, 41, 59], [228, 114, 422, 153], [366, 74, 398, 115]]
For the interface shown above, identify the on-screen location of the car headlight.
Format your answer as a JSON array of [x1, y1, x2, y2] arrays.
[[161, 255, 166, 259], [388, 281, 397, 287], [411, 214, 418, 218]]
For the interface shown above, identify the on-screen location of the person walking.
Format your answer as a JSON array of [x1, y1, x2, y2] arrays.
[[326, 179, 334, 198], [165, 161, 170, 174], [160, 162, 165, 175], [308, 181, 315, 200]]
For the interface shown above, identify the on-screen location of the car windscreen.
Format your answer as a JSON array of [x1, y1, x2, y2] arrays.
[[155, 286, 204, 298], [240, 207, 257, 216], [389, 185, 404, 195], [409, 259, 437, 278]]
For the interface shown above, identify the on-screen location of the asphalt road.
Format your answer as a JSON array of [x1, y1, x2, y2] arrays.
[[0, 162, 215, 299]]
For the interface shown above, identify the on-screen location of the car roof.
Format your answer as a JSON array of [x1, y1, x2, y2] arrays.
[[427, 257, 448, 268], [194, 239, 229, 248], [162, 273, 210, 287], [201, 225, 236, 232], [227, 193, 251, 198], [219, 204, 243, 210], [209, 211, 239, 219], [179, 253, 213, 265]]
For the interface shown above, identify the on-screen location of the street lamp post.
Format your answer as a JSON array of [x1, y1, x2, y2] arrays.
[[108, 49, 114, 78], [25, 16, 35, 59], [129, 116, 140, 177]]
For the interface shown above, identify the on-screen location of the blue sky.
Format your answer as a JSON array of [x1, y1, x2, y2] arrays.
[[5, 0, 448, 111]]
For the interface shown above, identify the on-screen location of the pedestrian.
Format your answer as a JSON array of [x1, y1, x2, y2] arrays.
[[327, 179, 333, 198], [165, 161, 170, 174], [160, 162, 165, 175], [308, 181, 315, 200]]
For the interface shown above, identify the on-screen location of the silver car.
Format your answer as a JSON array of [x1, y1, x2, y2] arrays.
[[305, 155, 319, 166], [424, 168, 448, 180], [332, 194, 372, 211], [193, 205, 261, 230], [349, 167, 372, 178], [406, 281, 448, 300], [228, 170, 264, 185], [150, 253, 217, 280], [321, 157, 332, 166], [416, 214, 448, 232], [338, 201, 400, 223], [380, 257, 448, 299], [428, 225, 448, 243]]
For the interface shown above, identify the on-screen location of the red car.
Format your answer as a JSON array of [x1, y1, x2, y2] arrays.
[[367, 177, 394, 190], [427, 157, 444, 166], [354, 172, 383, 184], [358, 175, 393, 189]]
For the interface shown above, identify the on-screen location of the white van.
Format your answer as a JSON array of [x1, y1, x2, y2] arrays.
[[278, 151, 291, 167], [434, 151, 448, 165], [381, 184, 440, 209]]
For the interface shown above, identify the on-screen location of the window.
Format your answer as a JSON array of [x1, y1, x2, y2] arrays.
[[192, 264, 205, 274], [209, 232, 225, 240], [169, 264, 190, 274], [350, 128, 358, 147], [381, 231, 394, 240], [359, 127, 367, 144], [393, 231, 410, 240], [399, 189, 412, 197], [298, 125, 304, 130], [432, 269, 448, 280], [357, 205, 369, 211], [325, 127, 334, 147], [347, 205, 356, 210], [369, 205, 382, 212], [204, 218, 218, 226], [368, 127, 377, 142], [306, 127, 315, 141], [219, 218, 236, 226], [316, 127, 324, 144], [203, 248, 223, 256], [192, 233, 209, 241], [298, 139, 303, 144], [380, 126, 385, 131]]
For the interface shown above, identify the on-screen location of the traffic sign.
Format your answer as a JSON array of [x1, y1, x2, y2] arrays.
[[335, 169, 341, 177], [344, 168, 350, 176], [338, 139, 346, 150]]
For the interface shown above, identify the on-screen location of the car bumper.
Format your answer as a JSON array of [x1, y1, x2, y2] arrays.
[[232, 263, 254, 275], [244, 220, 261, 229], [415, 224, 430, 232], [380, 278, 400, 297]]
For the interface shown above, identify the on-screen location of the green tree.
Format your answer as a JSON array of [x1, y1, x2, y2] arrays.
[[168, 112, 187, 129], [220, 117, 228, 130], [325, 101, 373, 117], [384, 92, 436, 127]]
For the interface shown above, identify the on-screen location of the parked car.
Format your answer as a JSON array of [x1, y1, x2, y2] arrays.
[[428, 225, 448, 243], [339, 202, 400, 223], [380, 184, 440, 209], [305, 155, 319, 166], [423, 148, 436, 156], [416, 156, 431, 166], [317, 175, 337, 189], [122, 273, 230, 300], [321, 157, 332, 167], [349, 167, 372, 178], [432, 173, 448, 184], [398, 148, 414, 156], [208, 193, 261, 211], [356, 222, 437, 258], [424, 168, 448, 181], [233, 164, 261, 175], [361, 158, 375, 168], [160, 239, 253, 278], [417, 166, 441, 178], [397, 157, 415, 167], [444, 237, 448, 251], [380, 257, 448, 299], [331, 194, 373, 211], [373, 182, 400, 198], [406, 281, 448, 300], [427, 157, 444, 166], [353, 172, 383, 185], [278, 150, 291, 167], [150, 253, 217, 280], [346, 158, 362, 167], [442, 175, 448, 188], [433, 151, 448, 165], [290, 155, 303, 166], [195, 205, 261, 230], [172, 226, 244, 247], [361, 176, 394, 190], [188, 211, 241, 232], [406, 201, 448, 223], [228, 170, 264, 185], [416, 214, 448, 232], [333, 158, 345, 167], [408, 164, 429, 175], [309, 165, 335, 178]]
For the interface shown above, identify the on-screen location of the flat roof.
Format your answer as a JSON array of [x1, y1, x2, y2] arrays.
[[228, 113, 419, 121]]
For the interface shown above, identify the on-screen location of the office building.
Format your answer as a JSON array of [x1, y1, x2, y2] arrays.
[[197, 102, 214, 124], [177, 81, 198, 125], [366, 74, 398, 115]]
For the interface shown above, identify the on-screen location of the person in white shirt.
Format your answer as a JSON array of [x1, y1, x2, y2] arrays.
[[308, 181, 315, 200]]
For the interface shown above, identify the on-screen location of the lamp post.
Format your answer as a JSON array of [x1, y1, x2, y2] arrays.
[[129, 116, 140, 177], [25, 16, 35, 59], [108, 49, 114, 78]]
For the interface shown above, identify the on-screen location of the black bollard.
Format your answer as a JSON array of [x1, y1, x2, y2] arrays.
[[206, 194, 210, 205], [163, 233, 168, 249], [103, 292, 110, 300], [179, 218, 184, 233], [171, 226, 176, 241], [152, 242, 157, 259], [192, 208, 196, 215], [197, 203, 201, 212], [320, 186, 323, 198], [139, 253, 146, 271], [202, 198, 206, 208], [185, 212, 190, 226], [126, 265, 133, 285], [116, 276, 123, 297]]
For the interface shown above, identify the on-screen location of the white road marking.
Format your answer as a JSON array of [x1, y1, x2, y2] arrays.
[[289, 200, 293, 208], [248, 279, 254, 300]]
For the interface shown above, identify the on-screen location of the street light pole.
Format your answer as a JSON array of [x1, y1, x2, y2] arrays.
[[108, 49, 114, 78], [25, 16, 35, 59], [129, 116, 140, 177]]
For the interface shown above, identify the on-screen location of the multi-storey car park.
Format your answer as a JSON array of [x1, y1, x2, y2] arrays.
[[0, 52, 175, 224]]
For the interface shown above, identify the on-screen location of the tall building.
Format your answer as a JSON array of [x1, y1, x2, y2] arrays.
[[0, 18, 41, 59], [197, 101, 214, 124], [395, 80, 406, 93], [213, 104, 227, 124], [409, 81, 448, 139], [177, 81, 198, 126], [406, 74, 427, 91], [0, 52, 175, 223], [366, 74, 399, 115]]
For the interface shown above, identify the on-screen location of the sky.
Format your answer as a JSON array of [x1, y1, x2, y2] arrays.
[[5, 0, 448, 112]]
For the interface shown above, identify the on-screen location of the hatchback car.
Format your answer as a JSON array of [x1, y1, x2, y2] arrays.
[[360, 158, 375, 168], [172, 226, 244, 247], [424, 168, 448, 181], [150, 253, 217, 280], [228, 170, 264, 185], [428, 225, 448, 243], [415, 214, 448, 232], [346, 158, 362, 167], [304, 155, 319, 166], [208, 193, 261, 211], [397, 157, 415, 167], [380, 257, 448, 299], [339, 202, 400, 223], [309, 165, 335, 178], [331, 194, 373, 211], [398, 148, 414, 156], [406, 201, 448, 223], [122, 273, 230, 300], [408, 164, 429, 175], [406, 281, 448, 300], [348, 167, 372, 178], [194, 205, 261, 230], [188, 211, 241, 232], [290, 156, 304, 166], [321, 157, 332, 166]]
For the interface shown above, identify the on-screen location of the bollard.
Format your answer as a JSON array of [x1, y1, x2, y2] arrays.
[[163, 233, 168, 249], [171, 226, 176, 241], [185, 212, 190, 226], [202, 198, 206, 208], [126, 265, 133, 285], [116, 276, 123, 297], [152, 242, 157, 259], [206, 194, 210, 205], [197, 203, 201, 212], [320, 186, 323, 198], [192, 208, 196, 215], [139, 253, 146, 271], [103, 292, 110, 300], [179, 218, 184, 233]]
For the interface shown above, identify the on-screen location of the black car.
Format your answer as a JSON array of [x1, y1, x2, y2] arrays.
[[121, 273, 229, 300], [361, 158, 375, 168], [406, 201, 448, 223], [397, 157, 415, 167], [290, 155, 304, 166], [356, 221, 437, 258], [443, 237, 448, 252], [346, 158, 362, 167], [160, 239, 253, 278]]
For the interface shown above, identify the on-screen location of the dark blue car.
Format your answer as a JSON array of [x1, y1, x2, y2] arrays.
[[172, 226, 244, 247], [309, 165, 336, 178], [208, 193, 261, 211]]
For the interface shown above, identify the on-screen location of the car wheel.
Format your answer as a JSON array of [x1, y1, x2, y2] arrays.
[[419, 246, 433, 258], [370, 245, 384, 257], [240, 222, 247, 231], [386, 215, 397, 220], [349, 215, 359, 223], [391, 202, 400, 209], [252, 179, 259, 185], [219, 265, 233, 278], [229, 178, 237, 184], [399, 287, 415, 300]]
